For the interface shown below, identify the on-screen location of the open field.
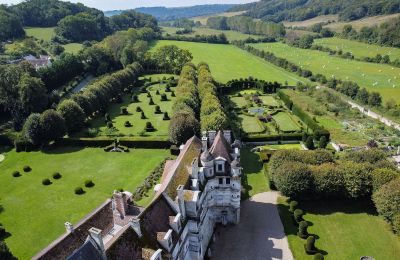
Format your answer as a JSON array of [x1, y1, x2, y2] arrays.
[[241, 148, 269, 199], [273, 112, 301, 132], [87, 83, 175, 139], [63, 43, 83, 54], [190, 11, 246, 25], [24, 27, 55, 41], [278, 197, 400, 259], [314, 37, 400, 60], [0, 147, 170, 259], [325, 13, 400, 32], [283, 15, 338, 28], [250, 42, 400, 103], [161, 26, 262, 41], [153, 40, 308, 84]]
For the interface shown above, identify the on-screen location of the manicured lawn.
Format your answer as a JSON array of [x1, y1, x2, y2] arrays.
[[230, 96, 248, 108], [0, 147, 170, 259], [89, 83, 175, 139], [314, 37, 400, 60], [239, 114, 264, 134], [161, 26, 262, 41], [258, 143, 302, 150], [241, 148, 269, 199], [24, 27, 55, 41], [152, 40, 308, 84], [273, 112, 301, 132], [250, 42, 400, 104], [260, 95, 280, 107], [278, 197, 400, 259], [63, 43, 83, 54]]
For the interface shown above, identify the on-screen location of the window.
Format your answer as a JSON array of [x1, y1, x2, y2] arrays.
[[217, 164, 223, 172], [218, 178, 223, 185], [226, 178, 230, 184]]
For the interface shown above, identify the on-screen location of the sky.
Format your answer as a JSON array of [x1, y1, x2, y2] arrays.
[[0, 0, 256, 11]]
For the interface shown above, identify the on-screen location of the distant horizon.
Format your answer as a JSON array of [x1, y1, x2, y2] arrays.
[[0, 0, 256, 11]]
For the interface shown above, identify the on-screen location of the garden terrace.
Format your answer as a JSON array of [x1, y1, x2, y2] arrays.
[[0, 147, 170, 259]]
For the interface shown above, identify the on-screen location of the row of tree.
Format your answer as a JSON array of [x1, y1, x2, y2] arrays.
[[21, 63, 142, 146], [197, 63, 228, 132], [162, 33, 228, 44], [269, 149, 400, 234], [169, 64, 200, 144], [206, 15, 285, 38]]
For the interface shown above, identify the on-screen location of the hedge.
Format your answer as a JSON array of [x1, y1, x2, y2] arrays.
[[55, 137, 170, 149], [242, 133, 303, 142]]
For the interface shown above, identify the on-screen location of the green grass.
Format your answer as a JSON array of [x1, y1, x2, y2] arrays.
[[278, 197, 400, 260], [258, 143, 302, 150], [230, 96, 248, 108], [152, 40, 308, 84], [241, 148, 269, 199], [139, 73, 178, 82], [63, 43, 83, 54], [259, 95, 280, 107], [273, 112, 301, 132], [24, 27, 55, 41], [0, 147, 170, 259], [89, 83, 175, 138], [161, 26, 262, 41], [314, 37, 400, 61], [250, 42, 400, 104], [238, 114, 264, 133]]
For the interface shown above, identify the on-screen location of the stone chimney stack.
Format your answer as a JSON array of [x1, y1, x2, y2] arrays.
[[113, 190, 128, 218], [65, 222, 73, 233], [202, 136, 208, 151], [223, 130, 232, 144], [177, 185, 186, 219], [89, 227, 105, 253], [208, 131, 217, 144], [129, 218, 142, 237]]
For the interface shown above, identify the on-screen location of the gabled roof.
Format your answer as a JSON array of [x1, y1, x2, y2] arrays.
[[67, 239, 103, 260], [209, 131, 232, 163]]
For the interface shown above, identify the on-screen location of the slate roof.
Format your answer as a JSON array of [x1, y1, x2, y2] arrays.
[[209, 131, 232, 163], [67, 240, 103, 260]]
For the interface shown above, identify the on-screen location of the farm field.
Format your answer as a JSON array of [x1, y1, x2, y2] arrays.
[[63, 43, 83, 54], [190, 11, 246, 25], [24, 27, 55, 41], [314, 37, 400, 60], [153, 40, 307, 84], [278, 197, 400, 259], [0, 147, 170, 259], [87, 82, 175, 139], [250, 42, 400, 104], [161, 26, 262, 41], [273, 112, 301, 132], [325, 13, 400, 32], [283, 15, 338, 28]]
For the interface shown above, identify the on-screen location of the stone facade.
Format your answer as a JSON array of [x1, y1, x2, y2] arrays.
[[33, 130, 241, 260]]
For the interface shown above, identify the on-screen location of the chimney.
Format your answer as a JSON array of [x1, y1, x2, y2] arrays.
[[202, 136, 208, 151], [177, 185, 186, 219], [113, 190, 128, 218], [89, 227, 105, 253], [208, 131, 217, 144], [223, 130, 232, 144], [129, 218, 142, 237], [65, 222, 73, 233]]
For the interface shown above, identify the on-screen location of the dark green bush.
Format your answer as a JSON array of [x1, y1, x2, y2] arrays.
[[136, 106, 142, 112], [154, 105, 162, 114], [107, 121, 113, 128], [12, 171, 21, 177], [149, 98, 155, 105], [273, 162, 313, 198], [147, 91, 151, 97], [298, 220, 309, 239], [120, 107, 128, 115], [23, 166, 31, 172], [75, 187, 85, 195], [289, 200, 298, 213], [52, 172, 62, 179], [294, 209, 304, 223], [42, 178, 51, 185], [124, 121, 132, 127], [85, 180, 95, 188], [145, 122, 155, 132], [304, 235, 317, 254], [160, 93, 167, 101], [314, 253, 324, 260], [163, 112, 170, 120]]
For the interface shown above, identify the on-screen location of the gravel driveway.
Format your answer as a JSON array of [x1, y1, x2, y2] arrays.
[[211, 192, 294, 260]]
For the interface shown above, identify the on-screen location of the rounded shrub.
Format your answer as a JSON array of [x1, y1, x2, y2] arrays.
[[154, 105, 161, 114], [289, 200, 298, 213], [304, 235, 317, 254], [171, 91, 175, 97], [314, 253, 324, 260], [294, 209, 304, 223], [104, 113, 111, 122], [42, 178, 51, 185], [12, 171, 21, 177], [85, 180, 95, 188], [120, 107, 128, 115], [136, 106, 142, 112], [140, 111, 146, 119], [149, 98, 155, 105], [52, 172, 62, 179], [156, 90, 160, 95], [107, 121, 113, 128], [23, 166, 32, 172], [298, 221, 309, 238], [160, 93, 167, 101], [74, 187, 85, 195], [124, 121, 132, 127], [163, 112, 170, 120], [145, 122, 155, 132]]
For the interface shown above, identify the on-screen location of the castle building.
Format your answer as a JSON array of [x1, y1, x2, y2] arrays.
[[33, 130, 242, 260]]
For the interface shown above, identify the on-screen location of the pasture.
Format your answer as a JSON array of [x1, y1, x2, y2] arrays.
[[161, 26, 262, 41], [63, 43, 83, 54], [0, 147, 170, 259], [283, 15, 338, 28], [314, 37, 400, 60], [153, 40, 307, 84], [190, 11, 246, 25], [24, 27, 55, 41], [250, 42, 400, 103], [278, 198, 400, 259], [325, 13, 400, 32]]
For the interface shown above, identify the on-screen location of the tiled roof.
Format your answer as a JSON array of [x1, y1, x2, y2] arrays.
[[66, 240, 103, 260], [209, 131, 232, 163]]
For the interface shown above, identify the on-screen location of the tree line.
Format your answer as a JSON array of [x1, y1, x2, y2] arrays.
[[162, 33, 228, 44], [206, 15, 286, 38], [269, 149, 400, 234]]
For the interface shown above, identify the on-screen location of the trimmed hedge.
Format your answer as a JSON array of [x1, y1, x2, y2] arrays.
[[74, 187, 85, 195], [85, 180, 95, 188], [12, 171, 21, 177], [23, 166, 32, 172], [298, 220, 309, 239], [55, 137, 170, 149], [294, 209, 304, 223], [53, 172, 62, 179], [304, 236, 318, 254], [42, 178, 51, 185], [289, 200, 298, 213]]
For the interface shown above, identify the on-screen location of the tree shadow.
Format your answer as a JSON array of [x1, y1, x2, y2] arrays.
[[300, 199, 377, 216], [240, 147, 264, 200], [41, 146, 85, 154]]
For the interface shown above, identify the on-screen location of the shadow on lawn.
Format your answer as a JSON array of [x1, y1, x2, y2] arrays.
[[41, 146, 85, 154], [300, 199, 377, 216], [240, 147, 263, 200]]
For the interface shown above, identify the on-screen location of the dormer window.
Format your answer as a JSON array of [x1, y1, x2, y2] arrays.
[[217, 164, 223, 172]]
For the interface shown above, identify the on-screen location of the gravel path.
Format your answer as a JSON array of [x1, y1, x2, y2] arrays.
[[211, 192, 294, 260]]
